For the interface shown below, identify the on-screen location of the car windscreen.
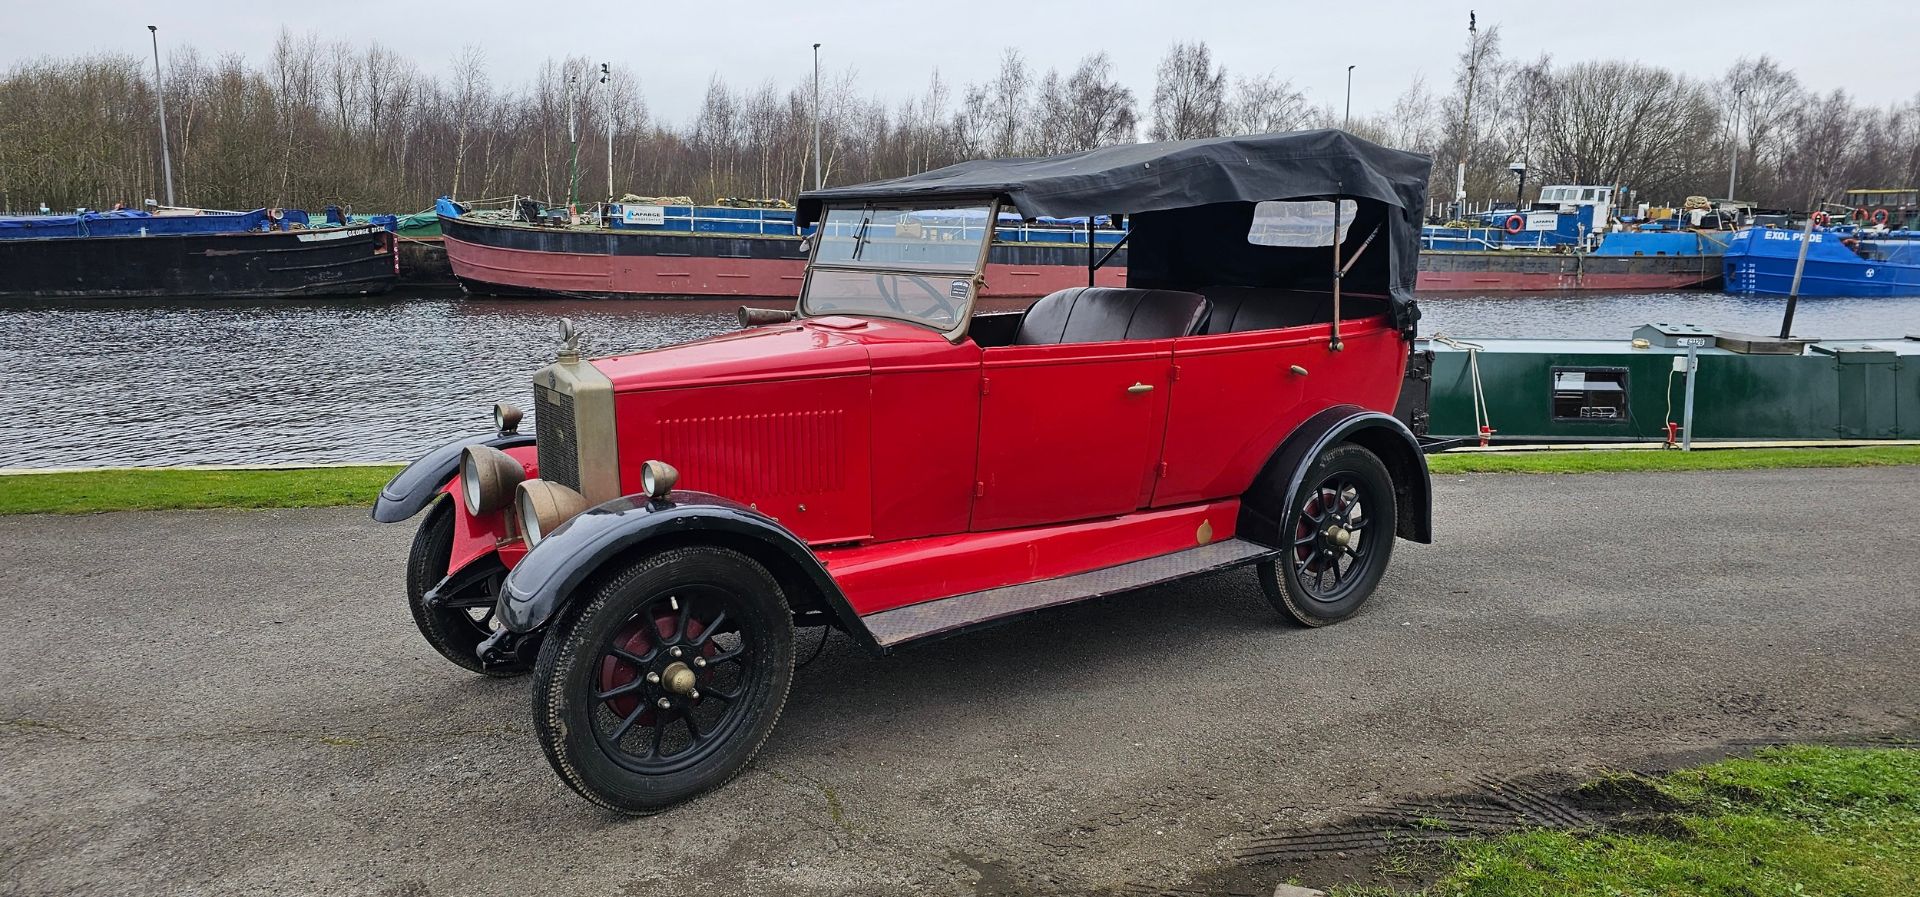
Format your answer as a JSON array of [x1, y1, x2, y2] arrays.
[[801, 204, 991, 332], [802, 269, 975, 330]]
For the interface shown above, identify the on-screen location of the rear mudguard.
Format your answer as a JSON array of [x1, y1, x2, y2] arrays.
[[496, 491, 877, 652], [1241, 405, 1433, 546], [371, 431, 534, 523]]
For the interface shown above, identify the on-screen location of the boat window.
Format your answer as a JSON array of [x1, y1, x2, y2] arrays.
[[1580, 188, 1597, 201], [1247, 199, 1357, 247], [1552, 368, 1629, 421]]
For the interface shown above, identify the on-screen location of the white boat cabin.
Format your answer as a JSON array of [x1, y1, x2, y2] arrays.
[[1537, 185, 1615, 223]]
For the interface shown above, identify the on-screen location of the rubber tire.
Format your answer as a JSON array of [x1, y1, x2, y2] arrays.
[[532, 545, 795, 814], [1257, 443, 1397, 627], [405, 496, 528, 677]]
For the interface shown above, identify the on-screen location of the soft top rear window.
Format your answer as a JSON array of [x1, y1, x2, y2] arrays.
[[1247, 200, 1357, 248]]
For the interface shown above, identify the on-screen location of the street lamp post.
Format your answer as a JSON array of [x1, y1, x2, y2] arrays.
[[811, 43, 823, 191], [1344, 65, 1355, 129], [147, 25, 175, 206]]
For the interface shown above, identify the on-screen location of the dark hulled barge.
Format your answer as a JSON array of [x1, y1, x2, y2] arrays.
[[0, 208, 397, 300]]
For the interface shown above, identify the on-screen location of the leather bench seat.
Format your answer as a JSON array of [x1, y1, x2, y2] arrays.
[[1013, 287, 1213, 345], [1199, 286, 1329, 334]]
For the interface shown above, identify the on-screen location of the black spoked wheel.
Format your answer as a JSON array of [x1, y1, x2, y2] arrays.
[[534, 545, 794, 814], [406, 496, 528, 677], [1258, 443, 1397, 627]]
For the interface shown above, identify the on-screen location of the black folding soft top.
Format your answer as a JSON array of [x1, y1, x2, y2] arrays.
[[797, 130, 1433, 333]]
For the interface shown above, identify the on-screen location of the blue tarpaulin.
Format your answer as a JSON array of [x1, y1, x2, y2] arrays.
[[0, 208, 317, 240]]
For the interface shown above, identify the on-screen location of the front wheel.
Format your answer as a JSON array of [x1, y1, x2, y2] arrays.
[[1257, 443, 1398, 627], [533, 545, 794, 814], [406, 496, 528, 677]]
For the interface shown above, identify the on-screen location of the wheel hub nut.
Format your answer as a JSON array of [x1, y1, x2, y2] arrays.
[[1324, 525, 1352, 548], [661, 661, 697, 695]]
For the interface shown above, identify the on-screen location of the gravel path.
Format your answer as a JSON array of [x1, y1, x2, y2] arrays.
[[2, 467, 1915, 896]]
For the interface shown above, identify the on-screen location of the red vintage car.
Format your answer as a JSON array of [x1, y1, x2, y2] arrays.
[[373, 130, 1435, 813]]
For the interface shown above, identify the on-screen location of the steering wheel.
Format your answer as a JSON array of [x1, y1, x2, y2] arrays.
[[870, 273, 962, 323]]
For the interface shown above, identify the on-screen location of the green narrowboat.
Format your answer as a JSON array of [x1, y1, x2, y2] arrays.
[[1419, 324, 1920, 443]]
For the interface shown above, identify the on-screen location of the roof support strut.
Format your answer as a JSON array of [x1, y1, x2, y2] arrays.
[[1086, 218, 1096, 286]]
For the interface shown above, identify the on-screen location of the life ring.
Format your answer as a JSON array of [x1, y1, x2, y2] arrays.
[[1853, 207, 1869, 222], [1503, 213, 1525, 234], [1871, 207, 1891, 226], [1812, 211, 1830, 226]]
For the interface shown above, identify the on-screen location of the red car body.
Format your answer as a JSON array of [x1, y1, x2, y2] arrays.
[[375, 130, 1436, 812], [431, 308, 1406, 620]]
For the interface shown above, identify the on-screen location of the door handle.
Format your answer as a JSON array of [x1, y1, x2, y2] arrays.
[[1126, 382, 1155, 394]]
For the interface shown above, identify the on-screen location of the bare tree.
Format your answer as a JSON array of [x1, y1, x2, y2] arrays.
[[986, 48, 1029, 156], [1060, 52, 1136, 150], [1719, 56, 1806, 201], [1229, 72, 1306, 135], [1381, 77, 1440, 152], [1148, 41, 1228, 141], [447, 45, 488, 199], [1534, 61, 1718, 197]]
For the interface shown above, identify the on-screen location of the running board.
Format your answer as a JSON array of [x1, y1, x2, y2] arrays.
[[860, 538, 1275, 650]]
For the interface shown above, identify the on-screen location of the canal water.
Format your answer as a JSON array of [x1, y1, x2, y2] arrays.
[[4, 291, 1918, 469]]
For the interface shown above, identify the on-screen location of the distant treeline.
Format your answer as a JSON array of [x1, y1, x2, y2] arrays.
[[2, 26, 1917, 215]]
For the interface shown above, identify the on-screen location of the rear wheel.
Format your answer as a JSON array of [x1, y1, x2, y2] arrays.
[[533, 545, 794, 814], [406, 496, 527, 677], [1257, 443, 1397, 626]]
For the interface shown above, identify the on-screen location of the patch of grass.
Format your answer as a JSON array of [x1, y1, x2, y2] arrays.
[[1414, 746, 1920, 897], [5, 443, 1917, 515], [1412, 816, 1454, 831], [0, 465, 402, 515], [1429, 444, 1920, 475]]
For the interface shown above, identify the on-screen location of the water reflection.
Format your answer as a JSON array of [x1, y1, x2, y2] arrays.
[[2, 291, 1915, 468]]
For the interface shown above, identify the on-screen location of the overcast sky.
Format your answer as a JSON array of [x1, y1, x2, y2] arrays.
[[10, 0, 1917, 125]]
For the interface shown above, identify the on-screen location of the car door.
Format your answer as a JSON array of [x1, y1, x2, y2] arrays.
[[970, 339, 1173, 531]]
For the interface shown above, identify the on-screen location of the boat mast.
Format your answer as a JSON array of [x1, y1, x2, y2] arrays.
[[566, 71, 580, 212], [1726, 87, 1746, 206], [1453, 11, 1481, 220], [147, 25, 176, 207], [601, 63, 614, 202]]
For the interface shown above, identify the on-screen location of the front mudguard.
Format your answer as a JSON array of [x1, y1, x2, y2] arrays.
[[1243, 405, 1433, 546], [371, 431, 534, 524], [496, 490, 874, 651]]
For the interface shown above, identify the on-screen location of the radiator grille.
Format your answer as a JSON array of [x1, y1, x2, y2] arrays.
[[533, 383, 580, 492], [658, 410, 844, 497]]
